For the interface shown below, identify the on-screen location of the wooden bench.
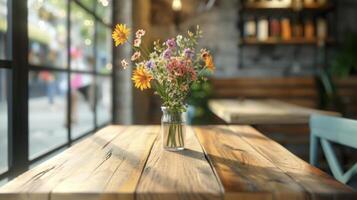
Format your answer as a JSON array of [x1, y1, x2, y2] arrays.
[[211, 76, 319, 108], [0, 125, 355, 199]]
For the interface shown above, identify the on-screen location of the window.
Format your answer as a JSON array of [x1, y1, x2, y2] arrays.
[[28, 0, 67, 68], [0, 0, 7, 60], [29, 71, 68, 159], [96, 76, 111, 126], [70, 2, 95, 71], [0, 0, 113, 180], [26, 0, 113, 162], [0, 69, 8, 173], [70, 73, 95, 139]]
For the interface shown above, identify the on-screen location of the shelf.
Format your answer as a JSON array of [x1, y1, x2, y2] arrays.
[[241, 38, 334, 45], [243, 3, 333, 11]]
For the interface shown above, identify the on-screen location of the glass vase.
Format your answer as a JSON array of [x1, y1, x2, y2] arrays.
[[161, 106, 186, 151]]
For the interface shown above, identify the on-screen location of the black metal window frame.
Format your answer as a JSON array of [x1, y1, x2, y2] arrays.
[[0, 0, 116, 180]]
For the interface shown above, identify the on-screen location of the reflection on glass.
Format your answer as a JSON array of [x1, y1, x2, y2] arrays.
[[71, 73, 94, 139], [0, 0, 8, 60], [71, 2, 95, 71], [28, 0, 67, 68], [97, 24, 112, 74], [96, 0, 112, 24], [0, 69, 8, 173], [79, 0, 94, 11], [96, 76, 111, 125], [29, 71, 68, 159]]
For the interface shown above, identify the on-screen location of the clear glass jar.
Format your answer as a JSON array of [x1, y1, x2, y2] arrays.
[[161, 107, 186, 151]]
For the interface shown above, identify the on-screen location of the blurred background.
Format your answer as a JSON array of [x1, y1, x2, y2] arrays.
[[1, 0, 357, 183]]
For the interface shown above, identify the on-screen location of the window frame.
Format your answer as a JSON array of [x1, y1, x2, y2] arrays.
[[0, 0, 116, 180]]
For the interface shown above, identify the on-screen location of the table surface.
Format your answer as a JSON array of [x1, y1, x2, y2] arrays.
[[209, 99, 341, 124], [0, 125, 355, 200]]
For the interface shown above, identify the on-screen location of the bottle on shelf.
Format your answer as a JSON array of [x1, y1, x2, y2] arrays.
[[257, 17, 269, 41], [316, 18, 327, 40], [244, 17, 256, 38], [281, 18, 292, 40], [304, 18, 315, 40], [270, 18, 281, 39]]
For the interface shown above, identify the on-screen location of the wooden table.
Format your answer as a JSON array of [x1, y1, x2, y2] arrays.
[[209, 99, 341, 124], [0, 126, 355, 200]]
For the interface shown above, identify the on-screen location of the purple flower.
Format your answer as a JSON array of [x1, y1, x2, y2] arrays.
[[166, 38, 176, 49], [146, 60, 155, 69], [163, 49, 172, 59], [183, 48, 194, 59]]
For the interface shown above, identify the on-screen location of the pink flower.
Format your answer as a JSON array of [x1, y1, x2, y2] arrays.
[[162, 49, 172, 59], [135, 29, 146, 38], [131, 51, 141, 61], [121, 59, 129, 69], [166, 57, 196, 81], [134, 38, 141, 47], [166, 38, 176, 49]]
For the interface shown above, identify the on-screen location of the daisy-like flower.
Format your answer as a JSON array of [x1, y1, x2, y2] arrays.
[[112, 24, 130, 46], [132, 65, 153, 91], [134, 38, 141, 47], [121, 59, 129, 69], [131, 51, 141, 61], [136, 29, 146, 38]]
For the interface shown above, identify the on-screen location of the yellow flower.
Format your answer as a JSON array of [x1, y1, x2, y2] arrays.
[[132, 66, 153, 91], [112, 24, 130, 46]]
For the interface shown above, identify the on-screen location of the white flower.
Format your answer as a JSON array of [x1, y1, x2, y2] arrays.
[[121, 59, 129, 69], [135, 29, 146, 38], [176, 35, 183, 46], [131, 51, 141, 61], [134, 38, 141, 47]]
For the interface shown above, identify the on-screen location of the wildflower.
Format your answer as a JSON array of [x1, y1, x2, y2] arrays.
[[204, 54, 215, 72], [183, 48, 194, 59], [131, 51, 141, 61], [146, 60, 155, 69], [132, 66, 153, 90], [166, 38, 176, 49], [163, 49, 172, 59], [188, 30, 194, 37], [136, 29, 146, 38], [167, 57, 196, 80], [121, 59, 129, 69], [134, 38, 141, 47], [200, 48, 209, 59], [112, 24, 130, 46], [176, 35, 183, 46]]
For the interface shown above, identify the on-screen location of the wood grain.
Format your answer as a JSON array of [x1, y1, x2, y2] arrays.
[[0, 126, 158, 200], [228, 125, 357, 199], [136, 126, 223, 200], [194, 126, 307, 200], [0, 125, 355, 200], [208, 99, 340, 124]]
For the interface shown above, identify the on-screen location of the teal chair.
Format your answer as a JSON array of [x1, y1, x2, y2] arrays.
[[310, 114, 357, 184]]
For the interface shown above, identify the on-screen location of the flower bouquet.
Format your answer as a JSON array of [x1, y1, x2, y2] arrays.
[[112, 24, 214, 151]]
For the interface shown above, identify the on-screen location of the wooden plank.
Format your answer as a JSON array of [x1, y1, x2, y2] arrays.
[[0, 126, 158, 200], [212, 88, 318, 99], [194, 126, 307, 200], [228, 125, 357, 199], [208, 99, 340, 124], [211, 77, 316, 87], [136, 127, 223, 200]]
